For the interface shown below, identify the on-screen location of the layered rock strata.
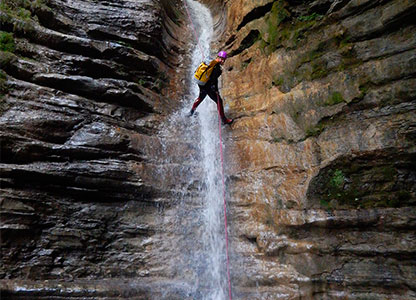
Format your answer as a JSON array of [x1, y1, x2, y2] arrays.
[[216, 0, 416, 299], [1, 0, 196, 298], [1, 0, 416, 299]]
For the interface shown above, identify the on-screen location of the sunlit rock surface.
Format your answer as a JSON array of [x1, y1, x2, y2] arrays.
[[1, 0, 415, 299], [217, 0, 416, 299]]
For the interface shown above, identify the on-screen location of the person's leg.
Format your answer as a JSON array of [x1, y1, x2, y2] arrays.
[[207, 89, 233, 124], [189, 86, 207, 115]]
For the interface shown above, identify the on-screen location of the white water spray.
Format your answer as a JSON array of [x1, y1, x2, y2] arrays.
[[184, 1, 228, 299]]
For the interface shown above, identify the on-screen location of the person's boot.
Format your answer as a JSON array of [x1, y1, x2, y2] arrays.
[[188, 109, 195, 117], [222, 118, 233, 125]]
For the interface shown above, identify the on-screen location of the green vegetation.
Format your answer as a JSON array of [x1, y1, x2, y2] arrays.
[[260, 1, 325, 53], [335, 33, 352, 49], [267, 0, 290, 45], [301, 42, 326, 64], [0, 70, 8, 112], [298, 13, 323, 22], [0, 70, 7, 94], [151, 71, 168, 92], [322, 169, 353, 208], [272, 76, 284, 87], [314, 160, 416, 210], [0, 50, 17, 68], [0, 46, 16, 101], [305, 122, 325, 138], [356, 84, 370, 101], [137, 79, 146, 86], [0, 31, 15, 52], [310, 63, 329, 80], [0, 0, 49, 17], [330, 169, 345, 189], [0, 0, 50, 33], [264, 0, 289, 52], [324, 91, 344, 106], [382, 165, 396, 181]]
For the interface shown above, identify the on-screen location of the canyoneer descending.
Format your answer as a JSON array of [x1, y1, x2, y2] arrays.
[[189, 51, 233, 125], [183, 0, 233, 298]]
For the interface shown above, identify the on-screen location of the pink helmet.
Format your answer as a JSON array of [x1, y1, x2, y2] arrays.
[[218, 51, 227, 59]]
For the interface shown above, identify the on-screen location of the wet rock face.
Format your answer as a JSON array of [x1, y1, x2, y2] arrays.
[[217, 0, 416, 299], [0, 0, 192, 297], [1, 0, 416, 299]]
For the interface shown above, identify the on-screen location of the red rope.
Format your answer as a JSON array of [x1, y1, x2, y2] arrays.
[[183, 0, 205, 61], [217, 96, 233, 300]]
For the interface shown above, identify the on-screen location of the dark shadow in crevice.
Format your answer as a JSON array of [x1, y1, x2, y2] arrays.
[[229, 30, 260, 57], [236, 2, 274, 31]]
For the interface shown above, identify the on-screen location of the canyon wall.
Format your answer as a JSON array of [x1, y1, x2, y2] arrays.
[[1, 0, 197, 298], [1, 0, 416, 299], [216, 0, 416, 299]]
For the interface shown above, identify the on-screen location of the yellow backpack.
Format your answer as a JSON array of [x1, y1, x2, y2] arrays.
[[194, 60, 218, 85]]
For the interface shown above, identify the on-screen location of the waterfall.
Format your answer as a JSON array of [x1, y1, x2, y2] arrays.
[[174, 0, 228, 299], [157, 1, 229, 298]]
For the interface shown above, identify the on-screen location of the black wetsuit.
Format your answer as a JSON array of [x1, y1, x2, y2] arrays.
[[191, 61, 228, 121]]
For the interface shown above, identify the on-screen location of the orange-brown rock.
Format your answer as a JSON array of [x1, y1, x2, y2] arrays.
[[214, 0, 416, 298]]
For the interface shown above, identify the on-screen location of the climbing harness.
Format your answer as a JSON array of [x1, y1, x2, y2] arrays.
[[183, 1, 233, 299]]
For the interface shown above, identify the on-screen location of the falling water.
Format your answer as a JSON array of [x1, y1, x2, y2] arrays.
[[181, 0, 227, 299], [156, 0, 229, 298]]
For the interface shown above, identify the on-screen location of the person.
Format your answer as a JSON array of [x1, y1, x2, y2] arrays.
[[189, 51, 233, 125]]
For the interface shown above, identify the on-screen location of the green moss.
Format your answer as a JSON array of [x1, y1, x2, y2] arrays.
[[0, 31, 15, 52], [330, 169, 345, 189], [17, 7, 31, 20], [258, 37, 268, 54], [260, 0, 326, 54], [355, 84, 369, 101], [0, 0, 50, 33], [272, 71, 296, 93], [320, 198, 330, 208], [310, 62, 329, 80], [1, 0, 49, 16], [265, 0, 290, 51], [270, 0, 290, 27], [335, 33, 352, 49], [0, 50, 17, 68], [298, 13, 323, 22], [148, 71, 167, 92], [305, 123, 325, 138], [0, 69, 7, 92], [0, 70, 8, 110], [324, 91, 344, 106], [272, 75, 284, 87], [301, 42, 326, 65], [116, 40, 134, 48], [382, 165, 396, 181], [313, 153, 416, 209]]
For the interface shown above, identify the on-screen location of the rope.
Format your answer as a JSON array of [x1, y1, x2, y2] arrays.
[[184, 1, 232, 298], [217, 96, 233, 300], [183, 0, 205, 61]]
